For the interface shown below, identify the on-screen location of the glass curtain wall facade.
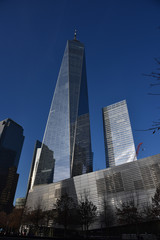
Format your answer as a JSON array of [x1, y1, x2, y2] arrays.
[[26, 153, 160, 229], [0, 118, 24, 212], [0, 118, 24, 169], [26, 140, 42, 194], [34, 39, 93, 185], [102, 100, 137, 168]]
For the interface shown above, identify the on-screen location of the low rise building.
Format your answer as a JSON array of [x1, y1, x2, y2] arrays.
[[26, 153, 160, 229]]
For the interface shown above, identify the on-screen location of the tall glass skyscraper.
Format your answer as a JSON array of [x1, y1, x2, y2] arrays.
[[102, 100, 137, 168], [0, 118, 24, 212], [34, 37, 93, 185]]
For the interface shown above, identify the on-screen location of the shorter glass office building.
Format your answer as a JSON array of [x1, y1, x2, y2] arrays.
[[15, 197, 26, 209], [102, 100, 137, 168], [0, 118, 24, 213], [26, 153, 160, 229]]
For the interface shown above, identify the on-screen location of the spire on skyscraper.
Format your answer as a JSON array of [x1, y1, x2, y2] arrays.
[[74, 29, 77, 40]]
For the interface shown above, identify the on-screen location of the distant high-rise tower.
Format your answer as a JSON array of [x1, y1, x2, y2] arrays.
[[26, 140, 42, 193], [102, 100, 137, 168], [34, 36, 93, 185], [0, 118, 24, 212]]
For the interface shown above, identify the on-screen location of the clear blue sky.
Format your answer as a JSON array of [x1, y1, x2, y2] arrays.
[[0, 0, 160, 202]]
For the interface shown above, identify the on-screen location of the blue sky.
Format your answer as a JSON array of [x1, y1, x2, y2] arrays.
[[0, 0, 160, 201]]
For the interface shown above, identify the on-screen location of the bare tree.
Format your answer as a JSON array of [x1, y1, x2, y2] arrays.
[[141, 186, 160, 223], [77, 196, 97, 236], [54, 193, 75, 235], [146, 58, 160, 96], [100, 197, 115, 229], [21, 206, 32, 225], [0, 211, 7, 230], [143, 57, 160, 133], [116, 193, 142, 225], [30, 198, 45, 228], [43, 209, 54, 227], [142, 202, 155, 222], [7, 208, 23, 233], [21, 198, 45, 236], [151, 185, 160, 219]]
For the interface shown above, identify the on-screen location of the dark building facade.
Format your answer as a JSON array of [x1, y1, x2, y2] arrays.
[[0, 118, 24, 213], [33, 36, 93, 185]]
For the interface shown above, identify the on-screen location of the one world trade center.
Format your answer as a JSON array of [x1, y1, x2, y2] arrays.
[[33, 34, 93, 185]]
